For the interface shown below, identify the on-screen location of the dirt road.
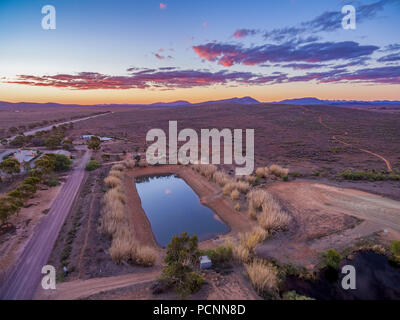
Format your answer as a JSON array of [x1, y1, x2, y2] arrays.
[[6, 112, 112, 142], [318, 116, 393, 171], [0, 150, 91, 300], [257, 181, 400, 267], [34, 269, 162, 300]]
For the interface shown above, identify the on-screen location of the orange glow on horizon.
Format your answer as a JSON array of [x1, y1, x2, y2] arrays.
[[1, 82, 399, 105]]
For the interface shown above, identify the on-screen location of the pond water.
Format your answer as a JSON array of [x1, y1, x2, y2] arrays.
[[135, 174, 230, 247]]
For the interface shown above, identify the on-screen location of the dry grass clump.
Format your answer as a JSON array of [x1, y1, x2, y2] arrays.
[[109, 169, 124, 179], [245, 259, 278, 295], [255, 167, 269, 178], [258, 200, 291, 232], [244, 175, 257, 185], [134, 246, 157, 266], [223, 181, 250, 195], [100, 189, 125, 236], [193, 164, 217, 180], [213, 171, 230, 187], [104, 176, 122, 188], [258, 209, 290, 232], [234, 202, 240, 211], [247, 189, 271, 217], [124, 159, 136, 169], [231, 189, 240, 201], [269, 164, 289, 178], [233, 227, 268, 263]]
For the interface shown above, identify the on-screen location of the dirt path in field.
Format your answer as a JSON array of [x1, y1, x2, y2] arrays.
[[317, 116, 392, 171], [257, 180, 400, 268], [34, 269, 162, 300]]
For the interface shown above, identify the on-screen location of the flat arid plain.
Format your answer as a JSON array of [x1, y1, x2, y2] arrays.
[[1, 101, 400, 301]]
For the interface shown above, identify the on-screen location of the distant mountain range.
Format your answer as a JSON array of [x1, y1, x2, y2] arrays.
[[274, 97, 400, 106], [1, 96, 400, 108]]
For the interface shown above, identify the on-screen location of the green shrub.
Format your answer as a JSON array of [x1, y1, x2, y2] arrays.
[[47, 179, 59, 187], [323, 249, 341, 269], [391, 241, 400, 257], [85, 160, 100, 171], [161, 233, 203, 299], [202, 245, 233, 266], [283, 291, 315, 300]]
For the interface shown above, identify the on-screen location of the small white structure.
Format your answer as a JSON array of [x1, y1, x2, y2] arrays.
[[200, 256, 212, 270], [81, 135, 112, 142]]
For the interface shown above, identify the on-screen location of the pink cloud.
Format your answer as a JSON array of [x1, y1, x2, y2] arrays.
[[160, 3, 167, 10]]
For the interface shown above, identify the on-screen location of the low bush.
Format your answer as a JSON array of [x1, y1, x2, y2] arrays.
[[391, 241, 400, 257], [323, 249, 341, 269], [338, 169, 399, 181], [85, 160, 100, 171], [202, 245, 233, 266]]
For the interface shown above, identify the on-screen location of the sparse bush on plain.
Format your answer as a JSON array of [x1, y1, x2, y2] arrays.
[[269, 164, 289, 178], [245, 259, 278, 296]]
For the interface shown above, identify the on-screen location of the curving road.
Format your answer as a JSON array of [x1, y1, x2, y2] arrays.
[[0, 150, 91, 300]]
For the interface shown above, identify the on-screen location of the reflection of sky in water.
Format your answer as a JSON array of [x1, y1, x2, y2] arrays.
[[136, 175, 230, 247]]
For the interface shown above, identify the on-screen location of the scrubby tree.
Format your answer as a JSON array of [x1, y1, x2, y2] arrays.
[[87, 136, 101, 151], [45, 135, 62, 149], [0, 197, 23, 226], [0, 158, 20, 175], [161, 233, 203, 299], [35, 154, 71, 173]]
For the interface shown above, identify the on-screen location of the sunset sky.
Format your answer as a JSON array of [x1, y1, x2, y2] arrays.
[[0, 0, 399, 104]]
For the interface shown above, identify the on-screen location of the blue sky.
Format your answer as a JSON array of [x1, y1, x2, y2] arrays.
[[0, 0, 399, 104]]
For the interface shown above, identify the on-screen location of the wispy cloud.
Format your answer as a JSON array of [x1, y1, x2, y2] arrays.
[[193, 41, 378, 67], [233, 29, 259, 39], [263, 0, 396, 42]]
